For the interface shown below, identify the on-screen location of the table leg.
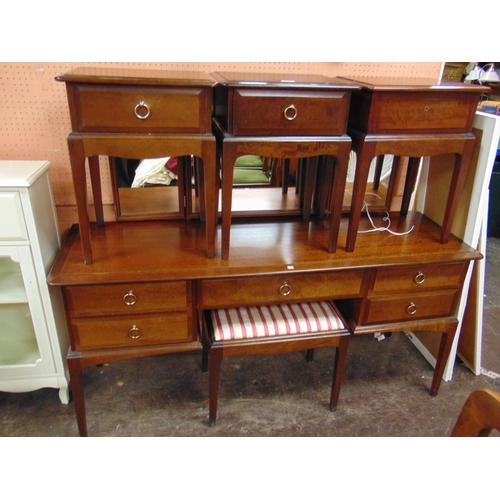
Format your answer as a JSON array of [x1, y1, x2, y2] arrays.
[[346, 140, 377, 252], [328, 143, 351, 253], [201, 141, 217, 258], [439, 136, 476, 244], [67, 354, 88, 437], [88, 156, 104, 228], [430, 323, 458, 397], [221, 144, 237, 260], [67, 137, 93, 264]]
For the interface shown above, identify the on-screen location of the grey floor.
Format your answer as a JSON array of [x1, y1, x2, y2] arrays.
[[1, 239, 500, 438]]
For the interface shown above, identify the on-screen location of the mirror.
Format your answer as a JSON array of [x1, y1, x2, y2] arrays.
[[110, 156, 185, 221]]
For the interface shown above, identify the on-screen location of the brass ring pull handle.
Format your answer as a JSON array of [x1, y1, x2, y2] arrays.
[[123, 291, 137, 306], [283, 104, 298, 121], [406, 302, 417, 315], [413, 272, 426, 285], [279, 282, 292, 296], [128, 325, 142, 339], [134, 100, 150, 120]]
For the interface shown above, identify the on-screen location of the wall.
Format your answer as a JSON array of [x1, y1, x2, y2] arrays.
[[0, 62, 443, 230]]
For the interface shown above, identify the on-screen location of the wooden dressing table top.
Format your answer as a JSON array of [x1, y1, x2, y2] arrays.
[[48, 213, 480, 286]]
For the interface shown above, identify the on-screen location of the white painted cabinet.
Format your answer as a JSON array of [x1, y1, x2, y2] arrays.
[[0, 161, 69, 403]]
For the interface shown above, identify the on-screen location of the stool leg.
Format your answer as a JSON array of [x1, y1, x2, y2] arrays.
[[209, 347, 223, 427], [306, 349, 314, 362], [330, 335, 349, 412]]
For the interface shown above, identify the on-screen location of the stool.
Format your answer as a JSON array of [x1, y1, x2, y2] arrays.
[[202, 301, 350, 426]]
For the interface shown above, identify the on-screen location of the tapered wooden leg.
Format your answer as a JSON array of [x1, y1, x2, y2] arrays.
[[67, 137, 92, 264], [221, 144, 237, 260], [400, 157, 422, 216], [201, 141, 217, 258], [372, 155, 384, 190], [88, 156, 104, 228], [306, 349, 314, 362], [430, 324, 458, 397], [346, 140, 377, 252], [209, 347, 223, 426], [302, 156, 318, 221], [67, 355, 88, 437], [440, 136, 476, 244], [330, 335, 349, 412], [315, 155, 334, 220], [328, 142, 351, 253]]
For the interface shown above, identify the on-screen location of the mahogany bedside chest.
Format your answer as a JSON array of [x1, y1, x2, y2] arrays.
[[56, 67, 219, 263], [338, 76, 486, 252], [210, 72, 360, 258]]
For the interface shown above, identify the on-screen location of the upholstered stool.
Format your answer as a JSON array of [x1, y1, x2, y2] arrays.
[[202, 301, 350, 426]]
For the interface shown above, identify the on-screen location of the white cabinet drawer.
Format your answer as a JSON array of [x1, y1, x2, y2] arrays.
[[0, 192, 28, 241]]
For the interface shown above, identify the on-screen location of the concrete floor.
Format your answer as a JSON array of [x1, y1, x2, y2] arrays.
[[1, 239, 500, 438]]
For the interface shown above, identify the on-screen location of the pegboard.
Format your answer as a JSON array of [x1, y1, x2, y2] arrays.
[[0, 62, 443, 212]]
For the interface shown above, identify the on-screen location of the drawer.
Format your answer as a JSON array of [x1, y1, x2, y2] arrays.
[[0, 191, 28, 241], [65, 281, 190, 317], [70, 312, 193, 350], [231, 89, 350, 136], [68, 84, 212, 133], [359, 91, 479, 134], [361, 290, 459, 325], [199, 270, 365, 309], [370, 263, 467, 294]]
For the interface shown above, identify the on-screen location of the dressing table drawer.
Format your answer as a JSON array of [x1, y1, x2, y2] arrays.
[[362, 289, 460, 325], [199, 270, 365, 308], [231, 89, 350, 136], [70, 312, 192, 350], [65, 281, 190, 317], [371, 262, 468, 294], [68, 84, 212, 133]]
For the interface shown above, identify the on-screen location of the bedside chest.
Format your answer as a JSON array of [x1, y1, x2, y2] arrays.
[[56, 67, 219, 263], [211, 72, 360, 259], [338, 76, 486, 252]]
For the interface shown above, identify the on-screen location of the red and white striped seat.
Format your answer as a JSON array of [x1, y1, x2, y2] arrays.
[[211, 301, 346, 341]]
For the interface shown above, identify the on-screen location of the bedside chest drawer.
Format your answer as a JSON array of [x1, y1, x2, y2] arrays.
[[70, 312, 192, 350], [362, 289, 460, 325], [231, 89, 351, 136], [68, 84, 212, 133], [199, 270, 365, 308], [65, 281, 190, 317], [371, 263, 468, 294], [0, 191, 28, 241], [352, 91, 479, 134]]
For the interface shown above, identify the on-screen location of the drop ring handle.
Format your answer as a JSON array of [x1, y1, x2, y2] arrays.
[[128, 325, 142, 339], [406, 302, 418, 315], [283, 104, 297, 121], [413, 272, 426, 285], [123, 291, 137, 306], [134, 100, 150, 120], [279, 282, 292, 296]]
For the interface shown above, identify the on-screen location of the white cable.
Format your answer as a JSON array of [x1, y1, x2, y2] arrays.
[[358, 201, 415, 236]]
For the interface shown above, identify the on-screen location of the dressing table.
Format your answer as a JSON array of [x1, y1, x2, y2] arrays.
[[49, 69, 484, 436]]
